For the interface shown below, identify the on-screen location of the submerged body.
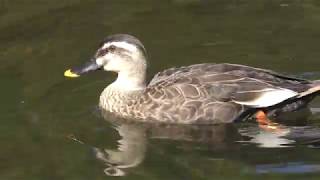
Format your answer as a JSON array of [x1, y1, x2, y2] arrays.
[[65, 34, 320, 124]]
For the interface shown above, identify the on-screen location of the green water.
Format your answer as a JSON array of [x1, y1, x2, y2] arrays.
[[2, 0, 320, 179]]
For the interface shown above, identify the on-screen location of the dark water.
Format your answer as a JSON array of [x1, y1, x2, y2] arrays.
[[2, 0, 320, 179]]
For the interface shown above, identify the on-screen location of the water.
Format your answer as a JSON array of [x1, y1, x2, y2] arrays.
[[1, 0, 320, 179]]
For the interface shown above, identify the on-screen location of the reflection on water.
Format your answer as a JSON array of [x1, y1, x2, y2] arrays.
[[240, 125, 320, 148], [93, 123, 147, 176], [256, 162, 320, 174], [67, 109, 320, 176], [239, 125, 294, 148]]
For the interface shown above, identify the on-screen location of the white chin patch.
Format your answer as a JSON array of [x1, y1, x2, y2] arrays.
[[102, 41, 138, 53], [96, 57, 104, 66], [234, 88, 298, 108]]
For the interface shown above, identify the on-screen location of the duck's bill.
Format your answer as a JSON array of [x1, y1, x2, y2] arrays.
[[64, 60, 101, 78]]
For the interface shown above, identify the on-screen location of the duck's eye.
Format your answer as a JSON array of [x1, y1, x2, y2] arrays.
[[109, 45, 116, 51], [96, 48, 108, 57]]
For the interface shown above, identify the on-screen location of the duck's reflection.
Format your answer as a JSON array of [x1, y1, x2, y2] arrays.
[[93, 123, 147, 176], [92, 110, 245, 176], [82, 109, 320, 176]]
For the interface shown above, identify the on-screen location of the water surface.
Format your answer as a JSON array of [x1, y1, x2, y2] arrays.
[[1, 0, 320, 179]]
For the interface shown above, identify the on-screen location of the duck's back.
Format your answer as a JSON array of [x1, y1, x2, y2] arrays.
[[149, 63, 310, 91], [130, 63, 314, 124]]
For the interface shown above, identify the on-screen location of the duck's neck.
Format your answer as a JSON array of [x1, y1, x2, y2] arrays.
[[100, 69, 147, 112], [113, 70, 147, 91]]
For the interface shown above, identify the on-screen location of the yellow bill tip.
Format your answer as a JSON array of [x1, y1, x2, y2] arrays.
[[64, 69, 80, 78]]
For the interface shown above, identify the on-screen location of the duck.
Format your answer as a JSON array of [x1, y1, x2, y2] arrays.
[[64, 34, 320, 124]]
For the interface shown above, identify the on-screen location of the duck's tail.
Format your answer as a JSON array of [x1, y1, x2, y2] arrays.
[[298, 80, 320, 97]]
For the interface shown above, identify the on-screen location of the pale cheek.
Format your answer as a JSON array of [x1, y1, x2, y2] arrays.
[[98, 54, 115, 70], [103, 56, 121, 71], [103, 63, 114, 71], [103, 59, 115, 70], [96, 57, 105, 66]]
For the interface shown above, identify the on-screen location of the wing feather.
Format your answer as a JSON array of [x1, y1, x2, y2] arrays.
[[148, 63, 310, 106], [140, 63, 312, 122]]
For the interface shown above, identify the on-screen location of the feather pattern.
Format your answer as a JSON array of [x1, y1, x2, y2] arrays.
[[66, 34, 320, 124], [100, 63, 318, 124]]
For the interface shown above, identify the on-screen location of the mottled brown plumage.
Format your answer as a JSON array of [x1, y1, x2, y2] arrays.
[[66, 34, 320, 124], [99, 62, 319, 124]]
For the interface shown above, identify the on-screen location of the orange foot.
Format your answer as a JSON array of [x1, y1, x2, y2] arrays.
[[255, 110, 280, 131]]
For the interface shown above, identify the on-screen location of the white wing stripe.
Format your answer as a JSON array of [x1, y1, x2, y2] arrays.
[[234, 88, 298, 108]]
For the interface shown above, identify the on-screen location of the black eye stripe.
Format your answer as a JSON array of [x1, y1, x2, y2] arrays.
[[95, 45, 132, 58], [96, 48, 108, 57], [96, 45, 115, 57], [109, 45, 116, 51]]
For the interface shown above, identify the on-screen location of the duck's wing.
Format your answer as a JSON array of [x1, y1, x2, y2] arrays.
[[147, 63, 312, 108], [141, 77, 246, 123], [150, 63, 309, 87]]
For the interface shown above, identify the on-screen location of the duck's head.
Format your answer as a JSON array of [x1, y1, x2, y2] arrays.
[[64, 34, 147, 80]]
